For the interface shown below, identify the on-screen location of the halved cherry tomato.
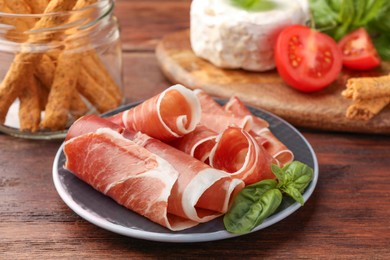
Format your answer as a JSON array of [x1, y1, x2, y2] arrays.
[[275, 25, 342, 92], [338, 28, 381, 71]]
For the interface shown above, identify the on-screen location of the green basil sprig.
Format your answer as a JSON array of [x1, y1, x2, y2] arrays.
[[309, 0, 390, 60], [223, 180, 282, 234], [271, 162, 314, 205], [224, 161, 314, 234]]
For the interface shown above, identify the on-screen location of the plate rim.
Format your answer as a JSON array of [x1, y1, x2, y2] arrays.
[[52, 101, 319, 243]]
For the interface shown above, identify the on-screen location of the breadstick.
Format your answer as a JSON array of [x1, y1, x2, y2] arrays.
[[41, 0, 96, 130], [345, 96, 390, 121], [70, 93, 89, 119], [4, 0, 36, 29], [30, 0, 78, 43], [34, 54, 56, 89], [45, 48, 62, 61], [77, 67, 120, 113], [4, 0, 32, 14], [35, 52, 89, 118], [0, 1, 30, 41], [65, 0, 123, 113], [0, 1, 33, 123], [19, 75, 41, 132], [25, 0, 50, 14], [40, 51, 81, 130], [35, 76, 49, 111], [0, 0, 78, 124], [342, 74, 390, 101], [74, 0, 97, 9], [70, 0, 122, 105], [82, 52, 123, 104], [0, 53, 36, 124]]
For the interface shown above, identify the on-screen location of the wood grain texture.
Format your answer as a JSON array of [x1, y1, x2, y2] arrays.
[[114, 0, 191, 52], [156, 30, 390, 135], [1, 0, 390, 258]]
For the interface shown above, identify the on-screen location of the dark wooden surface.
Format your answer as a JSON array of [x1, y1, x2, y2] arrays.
[[1, 1, 390, 258]]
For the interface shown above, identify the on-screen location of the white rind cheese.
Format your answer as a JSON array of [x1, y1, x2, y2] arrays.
[[190, 0, 309, 71]]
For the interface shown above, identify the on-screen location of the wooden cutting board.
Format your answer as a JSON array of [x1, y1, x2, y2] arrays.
[[156, 29, 390, 134]]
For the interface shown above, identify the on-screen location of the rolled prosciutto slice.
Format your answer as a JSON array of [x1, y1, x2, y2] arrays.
[[209, 127, 276, 185], [194, 89, 253, 132], [224, 96, 294, 165], [64, 115, 244, 231], [64, 129, 191, 230], [109, 84, 201, 141], [169, 124, 217, 163], [130, 132, 244, 222]]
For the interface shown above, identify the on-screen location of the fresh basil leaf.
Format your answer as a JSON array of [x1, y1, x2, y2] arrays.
[[223, 180, 282, 234], [271, 164, 285, 183], [328, 0, 342, 13], [309, 0, 390, 60], [309, 0, 340, 33], [373, 34, 390, 61], [367, 1, 390, 32], [230, 0, 277, 12], [351, 0, 366, 26], [366, 0, 390, 60], [279, 161, 314, 193], [283, 186, 305, 205], [361, 0, 387, 25], [272, 161, 313, 205]]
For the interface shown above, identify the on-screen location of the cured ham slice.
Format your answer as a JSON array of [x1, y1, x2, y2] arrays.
[[224, 96, 294, 165], [169, 124, 217, 163], [130, 132, 244, 222], [64, 115, 244, 231], [224, 96, 269, 133], [64, 129, 192, 230], [65, 115, 124, 141], [194, 89, 293, 165], [209, 127, 276, 185], [108, 84, 201, 141], [194, 89, 253, 132]]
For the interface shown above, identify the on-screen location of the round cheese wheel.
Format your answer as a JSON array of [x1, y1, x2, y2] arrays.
[[190, 0, 309, 71]]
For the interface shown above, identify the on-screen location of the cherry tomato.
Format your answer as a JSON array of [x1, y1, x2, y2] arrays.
[[275, 25, 342, 92], [338, 28, 381, 71]]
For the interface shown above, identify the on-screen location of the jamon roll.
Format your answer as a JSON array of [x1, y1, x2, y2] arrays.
[[209, 127, 276, 185], [195, 90, 293, 166], [109, 84, 201, 141], [169, 124, 217, 163], [224, 96, 294, 165], [64, 115, 244, 231], [194, 89, 253, 132]]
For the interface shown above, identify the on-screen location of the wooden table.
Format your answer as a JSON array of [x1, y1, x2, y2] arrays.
[[1, 1, 390, 258]]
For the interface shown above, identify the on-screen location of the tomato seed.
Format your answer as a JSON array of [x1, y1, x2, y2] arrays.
[[291, 60, 298, 67]]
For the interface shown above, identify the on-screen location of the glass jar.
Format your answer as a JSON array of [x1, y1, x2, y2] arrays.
[[0, 0, 123, 139]]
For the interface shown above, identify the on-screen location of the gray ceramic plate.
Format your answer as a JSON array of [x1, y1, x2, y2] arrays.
[[52, 101, 319, 243]]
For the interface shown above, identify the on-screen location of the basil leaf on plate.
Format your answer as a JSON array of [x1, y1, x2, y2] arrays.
[[223, 180, 282, 234], [274, 161, 314, 205], [224, 161, 314, 234]]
